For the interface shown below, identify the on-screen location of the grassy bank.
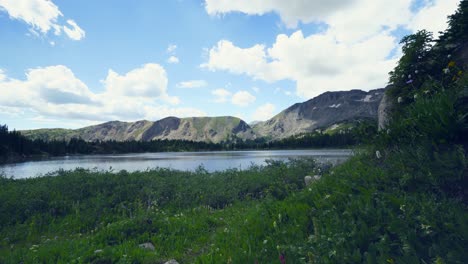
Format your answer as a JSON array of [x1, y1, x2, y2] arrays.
[[0, 148, 466, 263]]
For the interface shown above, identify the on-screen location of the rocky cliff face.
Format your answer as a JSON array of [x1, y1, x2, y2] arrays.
[[253, 89, 385, 139], [377, 86, 395, 130]]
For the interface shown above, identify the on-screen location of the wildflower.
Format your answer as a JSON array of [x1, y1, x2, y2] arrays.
[[325, 194, 331, 199], [386, 129, 391, 135], [458, 70, 463, 76], [263, 239, 268, 244], [408, 74, 411, 78], [448, 61, 456, 67], [400, 204, 406, 212], [414, 70, 418, 74], [406, 79, 413, 84], [423, 90, 430, 94], [447, 54, 452, 58], [397, 97, 403, 103], [443, 68, 450, 74], [223, 227, 229, 233], [273, 221, 278, 228], [376, 150, 382, 159], [413, 94, 418, 99]]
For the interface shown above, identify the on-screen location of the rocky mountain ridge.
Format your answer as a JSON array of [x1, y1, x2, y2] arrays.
[[253, 88, 385, 139], [21, 89, 385, 143]]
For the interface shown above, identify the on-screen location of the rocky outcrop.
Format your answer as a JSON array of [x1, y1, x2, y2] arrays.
[[254, 88, 385, 139], [377, 86, 395, 130]]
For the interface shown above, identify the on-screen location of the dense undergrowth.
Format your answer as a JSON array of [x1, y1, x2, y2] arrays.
[[1, 1, 468, 263]]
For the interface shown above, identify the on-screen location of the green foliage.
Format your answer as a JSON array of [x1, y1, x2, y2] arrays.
[[1, 2, 468, 263]]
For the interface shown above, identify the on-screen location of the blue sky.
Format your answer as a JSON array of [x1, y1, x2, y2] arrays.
[[0, 0, 461, 130]]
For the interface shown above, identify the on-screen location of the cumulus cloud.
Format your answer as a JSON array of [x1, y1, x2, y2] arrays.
[[203, 31, 397, 98], [202, 0, 460, 98], [407, 0, 460, 37], [211, 89, 256, 106], [167, 56, 180, 64], [211, 88, 231, 103], [102, 63, 179, 104], [252, 103, 276, 121], [0, 64, 205, 124], [205, 0, 354, 28], [231, 91, 256, 107], [177, 80, 207, 88], [0, 0, 85, 40]]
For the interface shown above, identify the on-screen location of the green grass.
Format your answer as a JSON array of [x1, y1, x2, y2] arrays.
[[0, 149, 466, 263]]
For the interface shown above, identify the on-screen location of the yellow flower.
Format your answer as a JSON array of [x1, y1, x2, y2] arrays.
[[458, 70, 463, 76], [448, 61, 456, 67]]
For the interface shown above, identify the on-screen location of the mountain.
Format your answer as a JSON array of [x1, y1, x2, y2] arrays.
[[253, 88, 385, 139], [21, 89, 385, 143], [21, 117, 256, 143]]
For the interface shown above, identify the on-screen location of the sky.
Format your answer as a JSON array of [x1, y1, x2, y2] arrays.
[[0, 0, 461, 130]]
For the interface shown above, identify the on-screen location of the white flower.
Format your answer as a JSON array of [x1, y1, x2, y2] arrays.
[[443, 68, 450, 74], [414, 94, 418, 99], [263, 240, 268, 244], [447, 54, 452, 58], [415, 70, 418, 74], [408, 74, 411, 78], [376, 150, 382, 159], [397, 97, 403, 103]]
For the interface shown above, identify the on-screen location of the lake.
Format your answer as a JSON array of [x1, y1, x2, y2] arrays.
[[0, 149, 353, 179]]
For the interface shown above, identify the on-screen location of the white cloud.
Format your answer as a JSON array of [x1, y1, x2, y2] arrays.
[[204, 0, 354, 28], [407, 0, 460, 37], [252, 87, 260, 93], [201, 40, 279, 81], [231, 90, 256, 107], [177, 80, 207, 88], [0, 65, 205, 124], [103, 63, 179, 104], [252, 103, 276, 121], [167, 56, 180, 64], [202, 0, 459, 98], [0, 69, 5, 81], [211, 88, 231, 103], [0, 0, 85, 40], [211, 89, 256, 106], [167, 44, 177, 53], [203, 31, 397, 98], [63, 19, 85, 40]]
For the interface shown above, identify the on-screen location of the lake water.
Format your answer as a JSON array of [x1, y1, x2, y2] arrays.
[[0, 149, 353, 179]]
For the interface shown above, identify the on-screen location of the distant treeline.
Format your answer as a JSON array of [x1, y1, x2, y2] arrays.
[[0, 121, 376, 162]]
